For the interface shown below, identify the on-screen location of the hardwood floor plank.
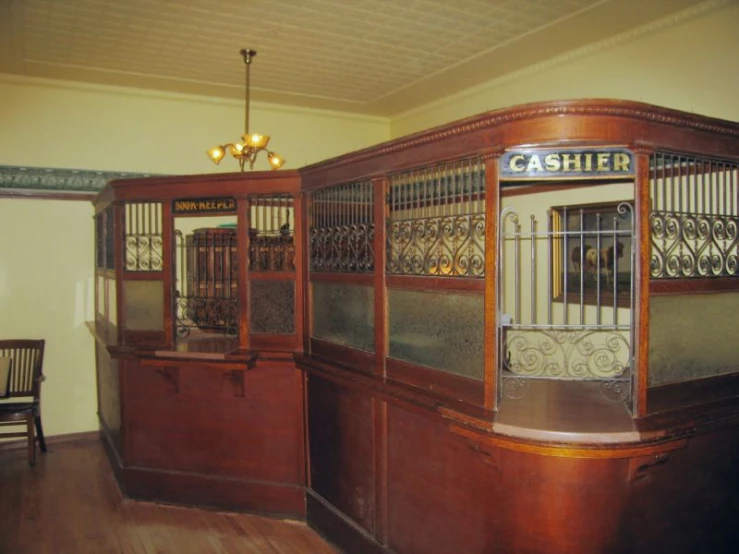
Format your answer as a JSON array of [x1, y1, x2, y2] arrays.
[[0, 441, 336, 554]]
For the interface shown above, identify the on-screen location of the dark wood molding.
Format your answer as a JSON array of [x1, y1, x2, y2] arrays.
[[124, 465, 306, 517], [300, 99, 739, 188], [386, 357, 484, 407], [0, 188, 96, 201], [649, 277, 739, 295]]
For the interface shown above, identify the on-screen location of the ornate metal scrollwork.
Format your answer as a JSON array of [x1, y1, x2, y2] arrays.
[[249, 234, 295, 271], [125, 235, 163, 271], [503, 329, 629, 379], [310, 223, 375, 273], [387, 213, 485, 277], [174, 296, 238, 338], [501, 329, 631, 403], [651, 211, 739, 278]]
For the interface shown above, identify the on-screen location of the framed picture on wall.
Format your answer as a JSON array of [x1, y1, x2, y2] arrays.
[[552, 201, 633, 306]]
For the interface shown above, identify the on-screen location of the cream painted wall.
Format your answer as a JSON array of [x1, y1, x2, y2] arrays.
[[0, 76, 389, 439], [392, 1, 739, 137], [0, 198, 96, 438], [0, 75, 389, 174]]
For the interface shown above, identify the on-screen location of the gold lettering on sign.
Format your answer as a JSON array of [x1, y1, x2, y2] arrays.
[[174, 197, 236, 214], [561, 154, 581, 172], [613, 153, 630, 172], [503, 149, 633, 178], [509, 154, 526, 172], [584, 153, 593, 172], [544, 154, 561, 172], [597, 153, 611, 171], [526, 155, 543, 173]]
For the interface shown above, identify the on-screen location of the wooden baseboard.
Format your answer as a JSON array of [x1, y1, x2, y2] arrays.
[[307, 491, 388, 554], [122, 465, 307, 519], [0, 430, 98, 452]]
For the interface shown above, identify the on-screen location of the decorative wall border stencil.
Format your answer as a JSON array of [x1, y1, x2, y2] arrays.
[[0, 165, 157, 192]]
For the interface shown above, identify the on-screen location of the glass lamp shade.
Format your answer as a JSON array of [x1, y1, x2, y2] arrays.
[[227, 143, 244, 156], [206, 145, 226, 164], [268, 152, 285, 170], [243, 133, 270, 149]]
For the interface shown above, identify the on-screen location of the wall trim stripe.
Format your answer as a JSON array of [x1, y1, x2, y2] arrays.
[[0, 164, 156, 192]]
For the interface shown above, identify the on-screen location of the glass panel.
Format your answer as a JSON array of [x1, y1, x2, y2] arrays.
[[389, 289, 484, 380], [312, 283, 374, 352], [107, 278, 117, 325], [96, 275, 105, 315], [250, 280, 295, 334], [123, 280, 164, 331], [649, 292, 739, 386]]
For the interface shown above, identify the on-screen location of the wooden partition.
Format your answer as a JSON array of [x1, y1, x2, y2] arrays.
[[91, 100, 739, 552]]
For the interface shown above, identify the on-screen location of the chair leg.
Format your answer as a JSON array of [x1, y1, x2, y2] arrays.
[[27, 414, 36, 467], [35, 415, 47, 453]]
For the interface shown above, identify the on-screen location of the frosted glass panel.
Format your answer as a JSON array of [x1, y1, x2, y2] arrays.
[[389, 289, 484, 380], [312, 283, 374, 352], [649, 292, 739, 386], [107, 278, 117, 325], [123, 280, 164, 331], [97, 276, 105, 315], [250, 280, 295, 334]]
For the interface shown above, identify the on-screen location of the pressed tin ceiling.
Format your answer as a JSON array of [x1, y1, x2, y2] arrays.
[[0, 0, 716, 116]]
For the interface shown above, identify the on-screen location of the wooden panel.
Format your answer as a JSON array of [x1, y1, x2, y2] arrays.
[[95, 342, 121, 455], [124, 466, 306, 517], [615, 427, 739, 553], [308, 375, 376, 534], [125, 360, 304, 485], [385, 403, 631, 554]]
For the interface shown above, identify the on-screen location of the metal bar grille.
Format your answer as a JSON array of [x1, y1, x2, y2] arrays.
[[387, 157, 486, 277], [124, 202, 163, 271], [174, 228, 237, 337], [310, 181, 374, 273], [249, 195, 295, 272], [650, 153, 739, 278], [497, 203, 635, 411]]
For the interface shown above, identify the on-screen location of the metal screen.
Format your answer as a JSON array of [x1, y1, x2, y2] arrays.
[[497, 202, 636, 411], [650, 153, 739, 279], [249, 195, 295, 272], [387, 157, 485, 277], [310, 181, 374, 273], [174, 227, 237, 337], [125, 202, 163, 271]]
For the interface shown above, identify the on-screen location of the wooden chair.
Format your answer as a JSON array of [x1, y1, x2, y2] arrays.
[[0, 340, 47, 465]]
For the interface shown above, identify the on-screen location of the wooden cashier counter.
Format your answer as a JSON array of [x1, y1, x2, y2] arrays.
[[91, 100, 739, 554]]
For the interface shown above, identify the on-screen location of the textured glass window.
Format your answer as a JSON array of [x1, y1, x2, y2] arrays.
[[389, 289, 484, 380], [96, 276, 106, 315], [649, 292, 739, 386], [107, 278, 117, 325], [312, 283, 374, 352], [250, 280, 295, 334], [123, 280, 164, 330]]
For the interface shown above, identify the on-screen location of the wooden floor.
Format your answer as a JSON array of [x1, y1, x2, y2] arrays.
[[0, 438, 337, 554]]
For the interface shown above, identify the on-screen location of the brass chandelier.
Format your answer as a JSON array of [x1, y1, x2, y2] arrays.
[[207, 49, 285, 171]]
